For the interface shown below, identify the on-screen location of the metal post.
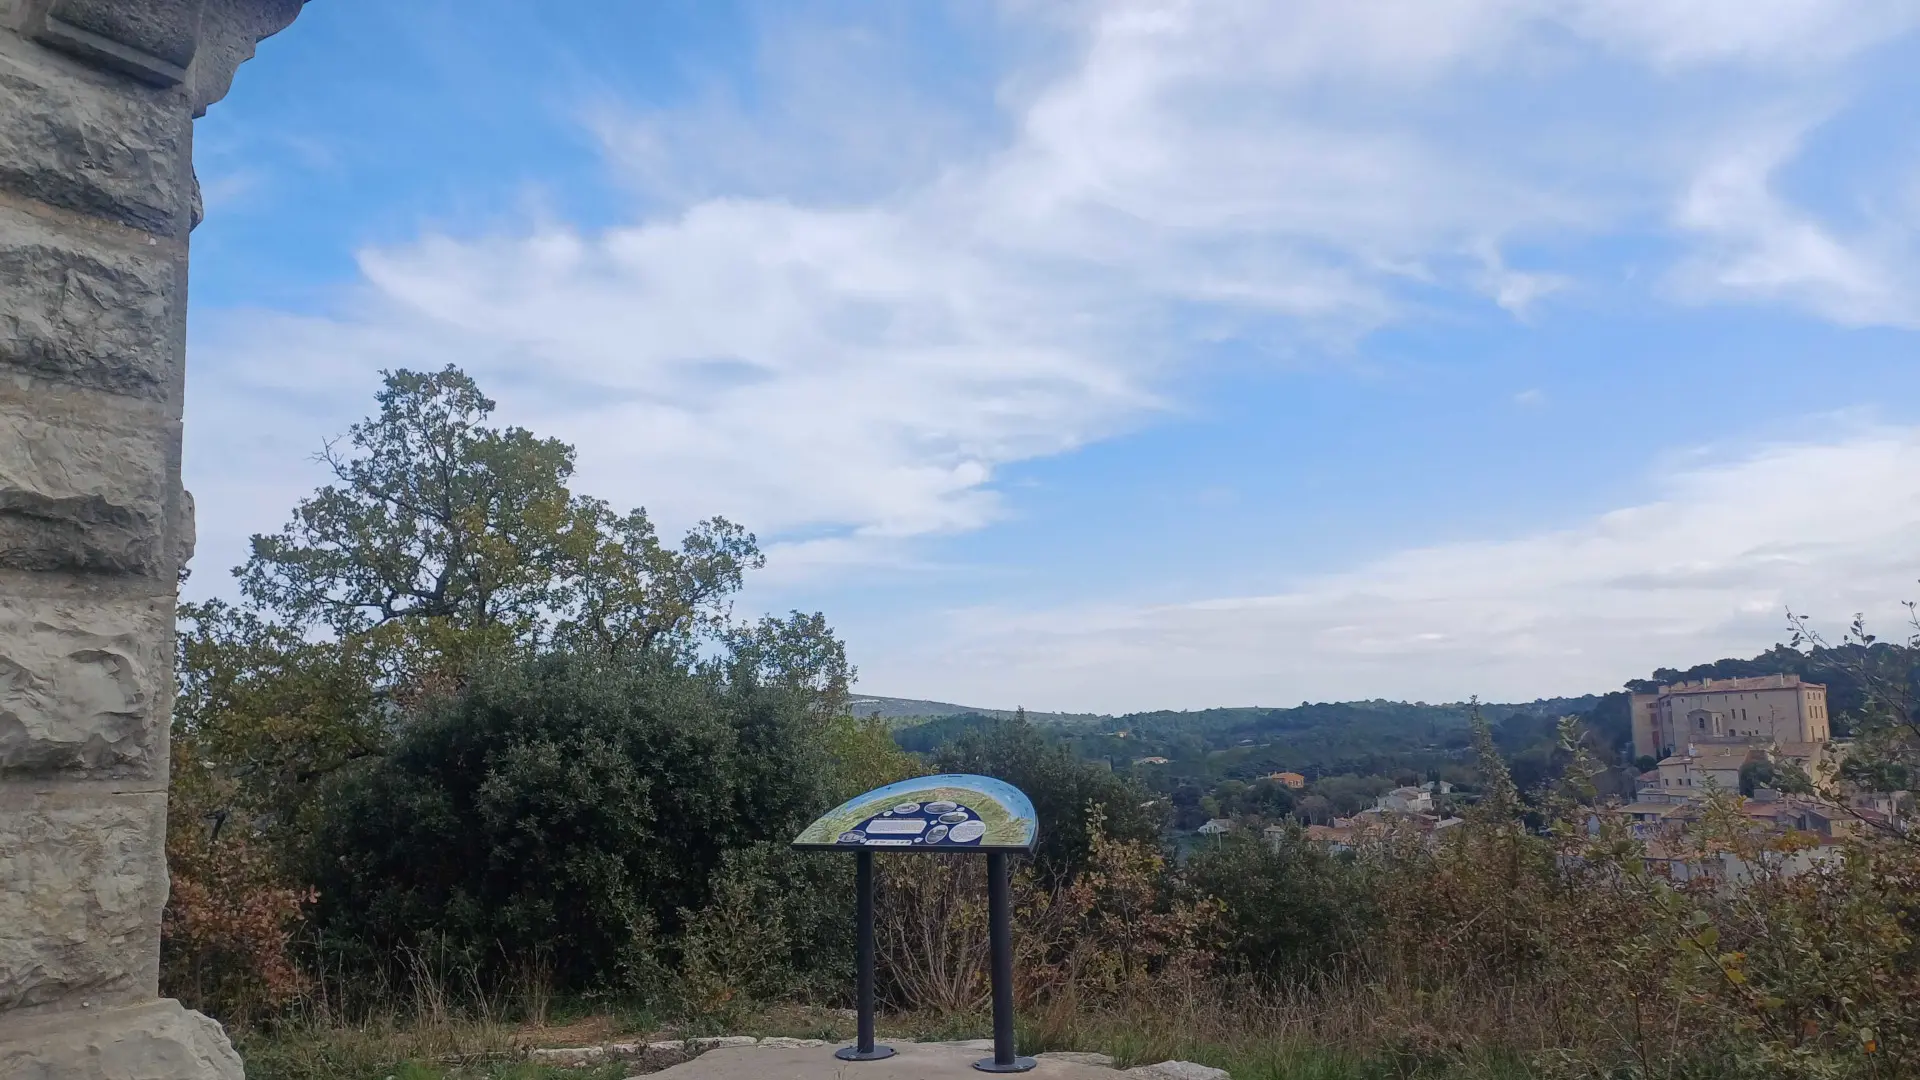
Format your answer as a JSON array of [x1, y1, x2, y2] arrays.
[[974, 851, 1035, 1072], [837, 850, 894, 1061]]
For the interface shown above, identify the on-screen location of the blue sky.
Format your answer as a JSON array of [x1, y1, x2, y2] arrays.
[[185, 0, 1920, 713]]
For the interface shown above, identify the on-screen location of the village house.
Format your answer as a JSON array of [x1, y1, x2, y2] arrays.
[[1375, 785, 1434, 813], [1295, 807, 1463, 854], [1849, 789, 1908, 818], [1267, 771, 1307, 789], [1646, 739, 1849, 805], [1607, 800, 1694, 840], [1635, 768, 1665, 802], [1656, 743, 1753, 796], [1196, 818, 1234, 836], [1303, 823, 1355, 853]]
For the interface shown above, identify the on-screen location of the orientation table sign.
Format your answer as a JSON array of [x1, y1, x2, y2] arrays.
[[794, 773, 1039, 1072], [792, 775, 1038, 853]]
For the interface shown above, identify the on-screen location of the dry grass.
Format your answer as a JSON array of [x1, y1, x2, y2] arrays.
[[1008, 968, 1560, 1079], [237, 993, 1544, 1080]]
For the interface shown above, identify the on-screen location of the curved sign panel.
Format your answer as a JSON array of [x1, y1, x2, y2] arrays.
[[793, 774, 1038, 853]]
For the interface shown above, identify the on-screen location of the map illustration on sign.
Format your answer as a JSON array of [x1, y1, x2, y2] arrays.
[[793, 774, 1038, 852]]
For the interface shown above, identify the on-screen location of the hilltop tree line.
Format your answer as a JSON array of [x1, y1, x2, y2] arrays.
[[889, 631, 1917, 835]]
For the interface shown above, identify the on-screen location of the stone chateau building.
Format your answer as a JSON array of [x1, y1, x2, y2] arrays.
[[1630, 673, 1831, 761]]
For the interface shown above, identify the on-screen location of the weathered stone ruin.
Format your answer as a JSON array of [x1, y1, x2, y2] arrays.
[[1, 2, 307, 1075]]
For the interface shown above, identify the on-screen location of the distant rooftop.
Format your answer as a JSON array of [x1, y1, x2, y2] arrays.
[[1652, 674, 1823, 694]]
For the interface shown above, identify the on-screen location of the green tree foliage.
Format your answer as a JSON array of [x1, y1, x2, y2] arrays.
[[1210, 776, 1294, 819], [1180, 828, 1374, 979], [823, 714, 928, 804], [302, 652, 833, 992], [892, 711, 999, 754], [233, 365, 803, 689], [1305, 773, 1394, 818], [1739, 758, 1776, 797], [170, 364, 868, 1016], [174, 599, 386, 837], [552, 498, 763, 662], [1465, 699, 1521, 826], [932, 714, 1160, 881], [676, 840, 859, 1016], [725, 610, 855, 717], [1785, 606, 1920, 840], [239, 367, 578, 645]]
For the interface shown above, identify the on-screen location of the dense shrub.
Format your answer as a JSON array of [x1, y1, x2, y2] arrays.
[[676, 840, 856, 1017], [934, 716, 1161, 881], [300, 651, 834, 992], [161, 736, 312, 1021], [162, 813, 312, 1021], [874, 812, 1216, 1016], [1180, 828, 1377, 981]]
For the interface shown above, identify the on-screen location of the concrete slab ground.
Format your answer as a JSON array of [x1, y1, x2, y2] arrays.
[[646, 1042, 1124, 1080]]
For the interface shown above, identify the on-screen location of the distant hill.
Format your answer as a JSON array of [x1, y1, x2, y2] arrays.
[[846, 694, 1105, 725], [873, 641, 1855, 787], [877, 693, 1618, 779]]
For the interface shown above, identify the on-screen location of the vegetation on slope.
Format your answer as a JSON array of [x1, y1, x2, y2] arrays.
[[165, 366, 1920, 1080]]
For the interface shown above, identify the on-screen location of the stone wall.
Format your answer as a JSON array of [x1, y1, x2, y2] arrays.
[[0, 2, 304, 1076]]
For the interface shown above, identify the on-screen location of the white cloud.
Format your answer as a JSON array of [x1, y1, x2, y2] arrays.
[[1565, 0, 1920, 67], [1670, 123, 1920, 326], [187, 0, 1920, 593], [873, 429, 1920, 712]]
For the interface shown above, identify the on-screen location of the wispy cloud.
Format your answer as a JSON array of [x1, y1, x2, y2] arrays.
[[1563, 0, 1920, 67], [1669, 121, 1920, 326], [187, 0, 1920, 593], [876, 428, 1920, 712]]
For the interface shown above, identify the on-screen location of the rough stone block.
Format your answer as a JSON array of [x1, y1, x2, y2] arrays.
[[0, 48, 190, 235], [189, 0, 302, 117], [28, 0, 205, 88], [0, 403, 175, 576], [0, 593, 169, 780], [0, 204, 180, 400], [687, 1036, 761, 1051], [0, 792, 166, 1010], [1128, 1062, 1231, 1080], [0, 997, 242, 1080], [528, 1046, 608, 1066]]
